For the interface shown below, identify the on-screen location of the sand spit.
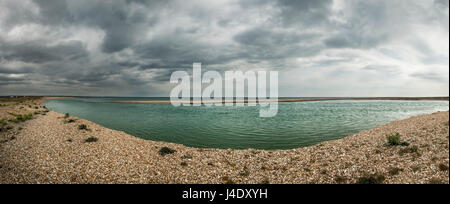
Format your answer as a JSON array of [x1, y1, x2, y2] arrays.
[[0, 98, 448, 184], [115, 97, 449, 104]]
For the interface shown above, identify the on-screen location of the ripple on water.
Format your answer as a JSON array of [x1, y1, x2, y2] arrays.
[[44, 99, 449, 149]]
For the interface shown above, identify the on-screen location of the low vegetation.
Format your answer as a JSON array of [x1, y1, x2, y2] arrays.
[[428, 178, 443, 184], [78, 124, 87, 130], [64, 113, 70, 118], [387, 133, 410, 147], [387, 133, 401, 146], [8, 114, 33, 123], [0, 96, 42, 103], [411, 165, 420, 172], [261, 178, 270, 184], [239, 167, 250, 177], [399, 146, 420, 156], [335, 176, 347, 184], [356, 173, 386, 184], [439, 163, 449, 172], [0, 119, 7, 127], [222, 176, 235, 184], [84, 137, 98, 143], [388, 168, 403, 176], [181, 155, 193, 159], [159, 147, 176, 156]]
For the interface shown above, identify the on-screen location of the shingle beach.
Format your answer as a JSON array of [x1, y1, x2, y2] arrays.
[[1, 97, 448, 184]]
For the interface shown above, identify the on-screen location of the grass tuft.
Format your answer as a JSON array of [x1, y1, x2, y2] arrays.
[[335, 176, 347, 184], [387, 133, 402, 146], [261, 178, 270, 184], [388, 167, 403, 176], [78, 124, 87, 130], [438, 163, 449, 172], [181, 155, 193, 159], [356, 173, 386, 184], [0, 119, 7, 130], [9, 114, 33, 123], [428, 178, 443, 184], [222, 176, 235, 184], [239, 167, 250, 177], [159, 147, 176, 156], [399, 146, 419, 156], [84, 137, 98, 143], [400, 142, 410, 147], [411, 165, 420, 172]]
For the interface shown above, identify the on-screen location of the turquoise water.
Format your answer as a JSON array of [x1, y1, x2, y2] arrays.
[[44, 98, 449, 150]]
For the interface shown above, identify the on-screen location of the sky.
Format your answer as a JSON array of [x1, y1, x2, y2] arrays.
[[0, 0, 449, 97]]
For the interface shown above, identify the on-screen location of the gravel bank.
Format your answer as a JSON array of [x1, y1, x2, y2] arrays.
[[0, 98, 448, 184]]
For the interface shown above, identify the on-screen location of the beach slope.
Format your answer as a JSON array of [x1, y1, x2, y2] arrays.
[[0, 98, 448, 184]]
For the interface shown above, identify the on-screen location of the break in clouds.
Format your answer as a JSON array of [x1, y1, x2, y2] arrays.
[[0, 0, 449, 97]]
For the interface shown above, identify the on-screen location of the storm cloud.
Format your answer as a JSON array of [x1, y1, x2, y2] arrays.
[[0, 0, 448, 97]]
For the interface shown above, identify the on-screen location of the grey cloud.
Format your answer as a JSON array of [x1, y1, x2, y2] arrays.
[[239, 0, 333, 27], [435, 0, 449, 8], [411, 72, 449, 82], [234, 27, 323, 65], [324, 1, 393, 49], [234, 28, 319, 47], [133, 34, 241, 69], [0, 40, 88, 64], [0, 1, 39, 30], [324, 33, 388, 49], [362, 65, 402, 76], [276, 0, 333, 26], [33, 0, 73, 25], [0, 0, 448, 96], [31, 0, 161, 53], [0, 75, 26, 82], [0, 66, 34, 74], [151, 70, 179, 82]]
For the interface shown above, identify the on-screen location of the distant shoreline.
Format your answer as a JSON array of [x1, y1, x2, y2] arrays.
[[114, 97, 450, 104]]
